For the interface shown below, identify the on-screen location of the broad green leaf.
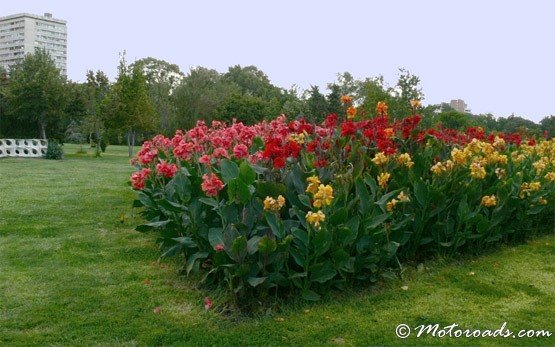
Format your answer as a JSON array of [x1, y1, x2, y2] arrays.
[[310, 261, 337, 283], [239, 161, 256, 185], [220, 159, 239, 183], [247, 235, 262, 255], [247, 276, 266, 287], [208, 228, 224, 248], [258, 235, 277, 254], [301, 289, 321, 301]]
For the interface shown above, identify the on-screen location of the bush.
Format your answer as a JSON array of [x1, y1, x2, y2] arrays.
[[131, 101, 555, 305], [44, 140, 64, 160]]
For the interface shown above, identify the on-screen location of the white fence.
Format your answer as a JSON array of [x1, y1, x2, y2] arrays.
[[0, 139, 48, 158]]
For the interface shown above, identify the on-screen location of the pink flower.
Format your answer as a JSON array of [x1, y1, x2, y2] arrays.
[[156, 160, 178, 178], [173, 141, 195, 161], [204, 297, 213, 310], [233, 144, 249, 159], [214, 244, 225, 252], [212, 147, 230, 159], [201, 173, 224, 197], [199, 154, 211, 165], [130, 168, 151, 190]]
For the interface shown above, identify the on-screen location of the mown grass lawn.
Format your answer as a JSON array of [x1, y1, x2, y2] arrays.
[[0, 144, 554, 346]]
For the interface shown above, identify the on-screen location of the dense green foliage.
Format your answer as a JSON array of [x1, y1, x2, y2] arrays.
[[43, 140, 64, 160], [0, 144, 553, 345]]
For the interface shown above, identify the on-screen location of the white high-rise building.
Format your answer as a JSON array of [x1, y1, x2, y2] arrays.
[[0, 13, 67, 75]]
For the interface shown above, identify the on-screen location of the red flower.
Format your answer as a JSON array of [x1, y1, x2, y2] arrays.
[[201, 173, 224, 197], [314, 158, 328, 168], [173, 141, 195, 161], [324, 113, 338, 128], [156, 161, 178, 178], [340, 121, 357, 137], [233, 144, 249, 159], [130, 168, 151, 190], [204, 297, 213, 310], [273, 157, 286, 169]]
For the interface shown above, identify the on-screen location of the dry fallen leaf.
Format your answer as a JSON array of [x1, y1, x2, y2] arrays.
[[468, 271, 475, 276], [303, 309, 310, 314], [152, 306, 161, 314], [401, 285, 409, 291], [275, 317, 284, 322], [144, 277, 151, 285], [332, 337, 346, 345]]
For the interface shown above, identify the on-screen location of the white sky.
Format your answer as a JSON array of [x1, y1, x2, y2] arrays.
[[2, 0, 554, 122]]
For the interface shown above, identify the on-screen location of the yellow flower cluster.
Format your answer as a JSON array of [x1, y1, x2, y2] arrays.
[[263, 195, 285, 212], [545, 172, 555, 182], [372, 152, 389, 166], [377, 172, 391, 189], [288, 132, 306, 145], [519, 182, 541, 199], [396, 153, 414, 168], [470, 162, 487, 179], [492, 136, 506, 150], [306, 175, 320, 195], [313, 184, 334, 208], [481, 195, 497, 207], [306, 211, 326, 229], [532, 157, 549, 175], [387, 191, 411, 212], [538, 197, 548, 205], [495, 168, 506, 179]]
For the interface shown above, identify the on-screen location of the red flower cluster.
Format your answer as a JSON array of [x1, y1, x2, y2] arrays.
[[130, 168, 151, 190], [156, 160, 178, 178], [201, 173, 224, 197]]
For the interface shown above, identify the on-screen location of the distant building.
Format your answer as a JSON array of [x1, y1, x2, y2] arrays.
[[0, 13, 67, 74], [449, 99, 468, 113]]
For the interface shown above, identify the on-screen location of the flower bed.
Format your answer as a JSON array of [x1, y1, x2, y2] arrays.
[[131, 100, 555, 303]]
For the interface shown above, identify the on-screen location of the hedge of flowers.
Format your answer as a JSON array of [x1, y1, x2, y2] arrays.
[[131, 99, 555, 302]]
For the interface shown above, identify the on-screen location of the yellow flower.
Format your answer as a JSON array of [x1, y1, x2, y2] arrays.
[[346, 106, 357, 120], [532, 157, 548, 174], [306, 210, 326, 229], [377, 172, 391, 189], [538, 197, 548, 205], [451, 147, 468, 165], [444, 160, 454, 171], [430, 162, 446, 175], [495, 168, 506, 179], [481, 195, 497, 207], [470, 162, 487, 179], [396, 153, 414, 168], [386, 199, 398, 212], [493, 136, 506, 149], [410, 99, 421, 108], [397, 191, 410, 202], [288, 132, 306, 145], [313, 184, 334, 208], [372, 152, 389, 166], [306, 175, 320, 195], [529, 182, 541, 191], [519, 182, 540, 199], [263, 195, 286, 212], [545, 172, 555, 182]]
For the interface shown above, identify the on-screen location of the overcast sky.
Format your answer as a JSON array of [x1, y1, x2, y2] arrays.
[[2, 0, 554, 122]]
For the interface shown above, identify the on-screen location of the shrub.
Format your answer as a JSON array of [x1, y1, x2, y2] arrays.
[[44, 140, 64, 160], [131, 100, 555, 304]]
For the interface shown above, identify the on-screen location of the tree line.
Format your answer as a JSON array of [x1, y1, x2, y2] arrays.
[[0, 49, 553, 156]]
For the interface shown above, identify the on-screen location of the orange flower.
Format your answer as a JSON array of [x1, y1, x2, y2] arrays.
[[384, 127, 394, 138], [346, 106, 357, 119], [341, 95, 352, 104], [376, 101, 388, 116]]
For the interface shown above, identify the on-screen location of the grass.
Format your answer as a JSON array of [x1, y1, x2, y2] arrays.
[[0, 143, 554, 346]]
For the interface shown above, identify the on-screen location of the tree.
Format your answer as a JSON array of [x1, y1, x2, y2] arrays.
[[326, 84, 343, 116], [306, 86, 328, 123], [5, 49, 67, 139], [540, 115, 555, 138], [0, 67, 8, 137], [82, 70, 110, 156], [130, 57, 183, 134], [105, 52, 157, 157]]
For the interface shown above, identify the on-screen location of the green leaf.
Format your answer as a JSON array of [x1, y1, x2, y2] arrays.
[[367, 213, 389, 230], [376, 189, 402, 207], [208, 228, 224, 248], [329, 207, 348, 226], [355, 178, 371, 213], [297, 194, 312, 208], [265, 212, 283, 238], [289, 246, 306, 267], [384, 241, 400, 258], [227, 178, 251, 204], [255, 181, 286, 199], [310, 261, 337, 283], [199, 197, 219, 208], [414, 180, 427, 208], [135, 220, 170, 232], [258, 235, 277, 255], [312, 229, 332, 257], [250, 136, 264, 154], [239, 161, 256, 185], [172, 236, 197, 248], [161, 243, 182, 258], [292, 227, 309, 247], [186, 252, 208, 275], [301, 289, 321, 301], [220, 159, 239, 183], [247, 235, 262, 255], [231, 236, 247, 256], [247, 276, 266, 287]]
